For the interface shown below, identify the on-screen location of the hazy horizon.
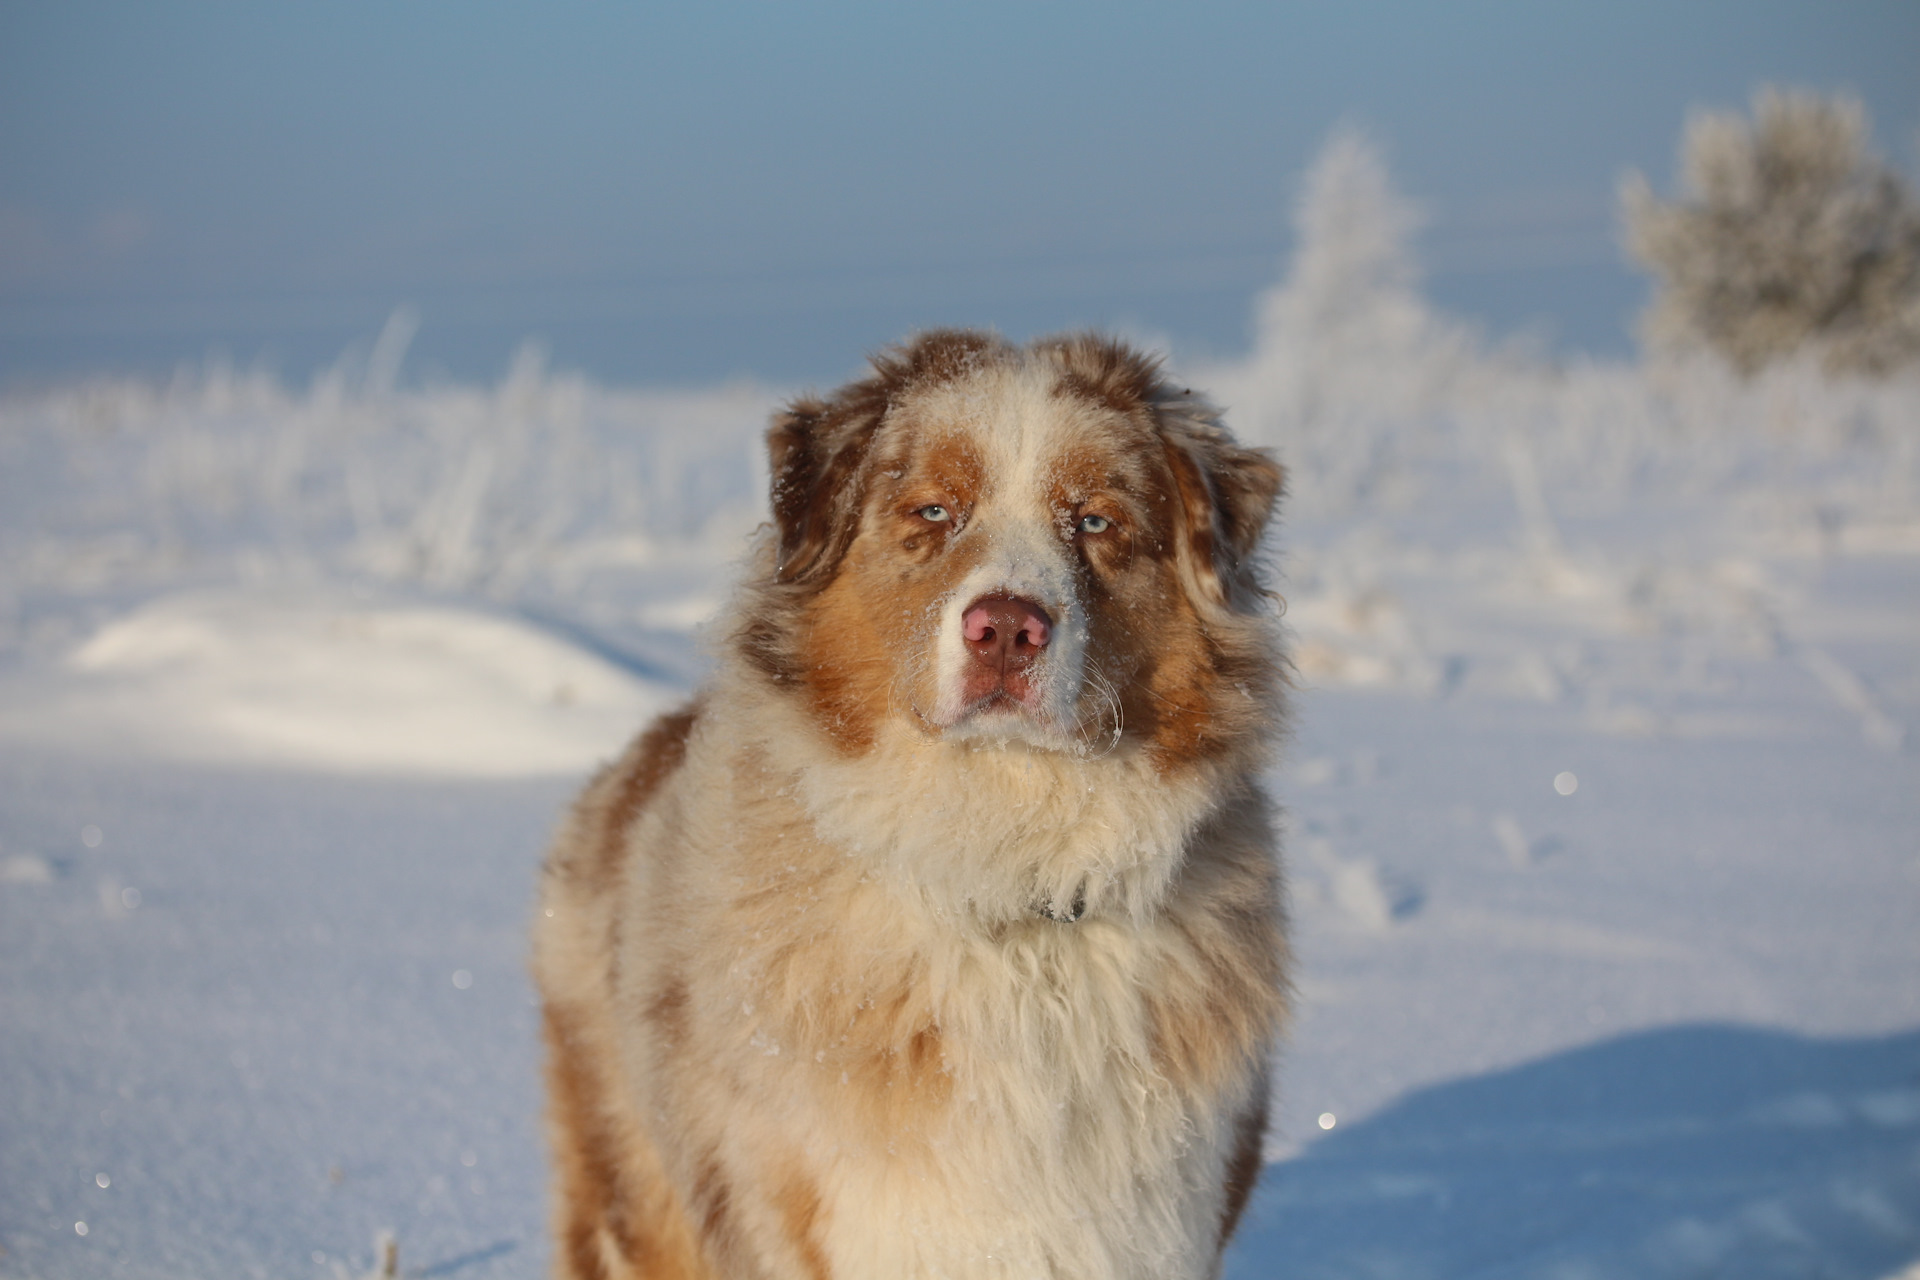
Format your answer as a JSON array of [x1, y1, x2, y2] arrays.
[[3, 0, 1916, 388]]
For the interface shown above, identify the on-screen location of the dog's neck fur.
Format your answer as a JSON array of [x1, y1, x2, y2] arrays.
[[720, 657, 1252, 931]]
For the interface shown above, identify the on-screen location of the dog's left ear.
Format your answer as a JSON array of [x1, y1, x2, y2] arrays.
[[1160, 413, 1285, 609]]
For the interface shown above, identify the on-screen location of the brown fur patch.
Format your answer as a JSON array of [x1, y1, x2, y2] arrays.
[[1143, 854, 1286, 1093], [775, 1169, 834, 1280], [1217, 1086, 1270, 1248], [895, 434, 987, 523], [687, 1154, 750, 1275], [1043, 332, 1164, 416], [768, 396, 882, 586], [735, 611, 801, 685], [1129, 606, 1227, 764], [593, 704, 698, 877], [693, 1157, 732, 1241], [543, 702, 700, 895], [791, 572, 892, 753], [646, 972, 690, 1044], [1162, 428, 1285, 597], [1203, 443, 1285, 565], [874, 328, 1010, 388], [1163, 439, 1230, 606], [842, 1005, 950, 1125], [543, 1003, 714, 1280], [1043, 439, 1165, 566]]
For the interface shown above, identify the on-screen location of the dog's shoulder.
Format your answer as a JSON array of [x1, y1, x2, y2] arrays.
[[545, 699, 702, 896]]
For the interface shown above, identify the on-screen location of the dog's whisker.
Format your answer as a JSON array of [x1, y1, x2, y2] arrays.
[[1072, 666, 1126, 760]]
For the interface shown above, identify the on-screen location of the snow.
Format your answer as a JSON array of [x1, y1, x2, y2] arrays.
[[3, 144, 1917, 1277], [2, 589, 676, 776]]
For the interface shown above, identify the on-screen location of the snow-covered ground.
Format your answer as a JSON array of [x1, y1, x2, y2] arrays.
[[3, 142, 1917, 1278]]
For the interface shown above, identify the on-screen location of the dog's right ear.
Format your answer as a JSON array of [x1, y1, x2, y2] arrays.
[[766, 395, 881, 584]]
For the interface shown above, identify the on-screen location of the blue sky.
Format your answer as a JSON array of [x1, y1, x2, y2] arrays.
[[1, 0, 1915, 386]]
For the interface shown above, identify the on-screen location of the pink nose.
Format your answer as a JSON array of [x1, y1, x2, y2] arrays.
[[962, 595, 1052, 670]]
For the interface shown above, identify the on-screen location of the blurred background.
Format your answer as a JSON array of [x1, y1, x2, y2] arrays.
[[3, 0, 1915, 388]]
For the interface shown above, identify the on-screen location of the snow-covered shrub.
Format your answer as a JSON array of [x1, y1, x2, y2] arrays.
[[1622, 87, 1920, 377], [1187, 120, 1920, 560], [0, 326, 776, 629]]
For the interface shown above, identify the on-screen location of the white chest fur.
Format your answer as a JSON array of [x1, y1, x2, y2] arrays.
[[625, 688, 1262, 1279]]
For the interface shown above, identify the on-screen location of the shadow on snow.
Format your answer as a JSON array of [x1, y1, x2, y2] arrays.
[[1227, 1023, 1920, 1279]]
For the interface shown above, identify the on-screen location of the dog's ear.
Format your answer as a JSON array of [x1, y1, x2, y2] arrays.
[[1160, 412, 1284, 609], [767, 395, 881, 584]]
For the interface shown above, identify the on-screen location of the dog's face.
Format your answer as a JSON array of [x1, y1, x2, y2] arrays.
[[743, 331, 1283, 766]]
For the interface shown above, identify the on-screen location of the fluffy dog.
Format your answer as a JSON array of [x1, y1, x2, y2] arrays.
[[534, 330, 1289, 1280]]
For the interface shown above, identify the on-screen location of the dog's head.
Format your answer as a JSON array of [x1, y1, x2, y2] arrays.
[[739, 330, 1283, 767]]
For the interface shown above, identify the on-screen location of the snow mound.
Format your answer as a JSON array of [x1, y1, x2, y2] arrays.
[[4, 590, 679, 776]]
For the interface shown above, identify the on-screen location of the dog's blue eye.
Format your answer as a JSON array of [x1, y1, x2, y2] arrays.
[[1077, 514, 1111, 534], [917, 505, 951, 523]]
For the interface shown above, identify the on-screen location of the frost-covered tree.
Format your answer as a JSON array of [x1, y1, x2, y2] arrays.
[[1192, 127, 1494, 529], [1256, 126, 1426, 355], [1221, 126, 1478, 446], [1623, 88, 1920, 376]]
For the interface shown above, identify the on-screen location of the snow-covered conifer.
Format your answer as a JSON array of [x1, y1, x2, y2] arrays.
[[1216, 126, 1480, 458]]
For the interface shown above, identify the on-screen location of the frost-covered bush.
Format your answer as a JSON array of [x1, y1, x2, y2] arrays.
[[0, 327, 775, 618], [1197, 128, 1502, 523], [1622, 88, 1920, 376], [1190, 120, 1920, 544]]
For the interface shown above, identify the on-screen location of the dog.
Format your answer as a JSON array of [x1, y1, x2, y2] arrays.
[[533, 330, 1289, 1280]]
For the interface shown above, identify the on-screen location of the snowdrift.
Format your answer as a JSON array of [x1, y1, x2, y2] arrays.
[[2, 589, 679, 776]]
